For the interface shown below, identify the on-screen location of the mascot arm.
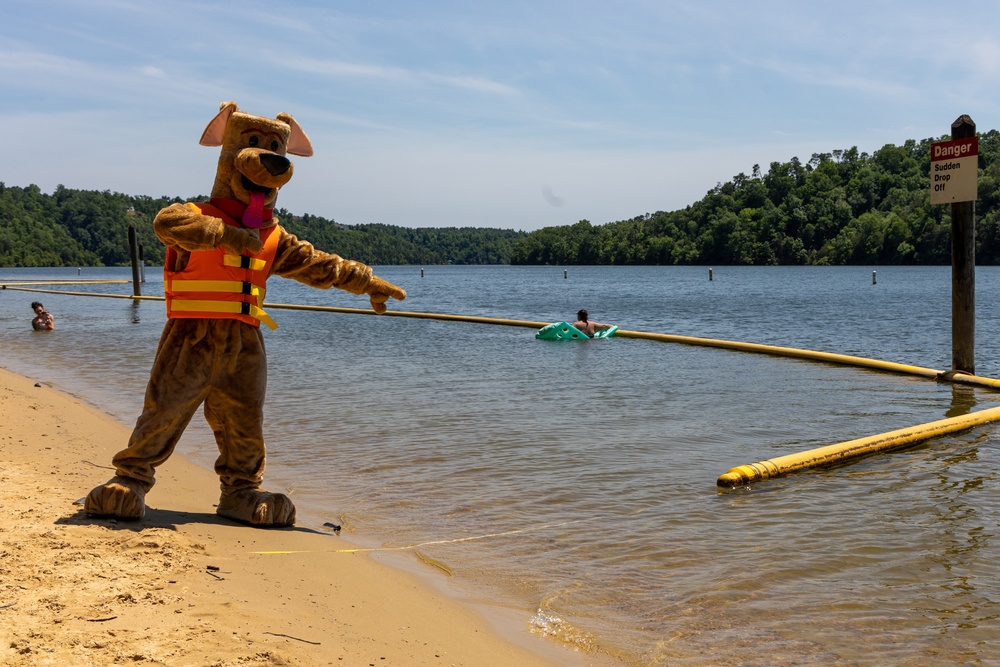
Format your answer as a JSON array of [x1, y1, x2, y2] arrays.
[[154, 203, 262, 254], [271, 226, 406, 313]]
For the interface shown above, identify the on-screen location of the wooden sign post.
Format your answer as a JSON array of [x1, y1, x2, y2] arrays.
[[931, 115, 977, 374]]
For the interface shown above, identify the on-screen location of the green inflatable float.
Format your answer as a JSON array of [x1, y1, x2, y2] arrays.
[[535, 322, 618, 340]]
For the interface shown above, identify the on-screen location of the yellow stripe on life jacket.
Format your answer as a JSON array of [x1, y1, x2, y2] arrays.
[[170, 299, 278, 330], [223, 254, 268, 271], [170, 279, 265, 306]]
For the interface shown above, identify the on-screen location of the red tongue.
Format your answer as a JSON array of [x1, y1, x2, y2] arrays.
[[243, 192, 265, 229]]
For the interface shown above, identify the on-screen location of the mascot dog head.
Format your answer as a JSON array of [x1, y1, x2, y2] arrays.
[[199, 101, 314, 216]]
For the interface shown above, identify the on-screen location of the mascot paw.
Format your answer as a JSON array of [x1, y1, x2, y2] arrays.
[[217, 489, 296, 527], [84, 475, 147, 520], [366, 275, 406, 314], [220, 224, 263, 254]]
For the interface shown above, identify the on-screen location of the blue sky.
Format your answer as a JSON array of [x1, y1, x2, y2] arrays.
[[3, 1, 999, 231]]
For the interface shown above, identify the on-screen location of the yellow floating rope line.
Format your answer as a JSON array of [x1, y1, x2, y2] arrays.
[[717, 404, 1000, 488], [0, 280, 129, 286], [276, 302, 550, 329], [281, 306, 1000, 390], [9, 283, 1000, 485], [1, 285, 162, 300], [5, 284, 1000, 389]]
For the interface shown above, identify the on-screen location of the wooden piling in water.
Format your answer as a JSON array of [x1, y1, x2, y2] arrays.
[[128, 225, 141, 297]]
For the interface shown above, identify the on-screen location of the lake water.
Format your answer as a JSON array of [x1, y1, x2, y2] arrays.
[[2, 265, 999, 666]]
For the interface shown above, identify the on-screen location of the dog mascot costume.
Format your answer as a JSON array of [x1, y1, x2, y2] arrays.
[[85, 101, 406, 526]]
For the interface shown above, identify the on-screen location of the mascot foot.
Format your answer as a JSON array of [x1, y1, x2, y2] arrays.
[[217, 489, 296, 527], [85, 475, 147, 520]]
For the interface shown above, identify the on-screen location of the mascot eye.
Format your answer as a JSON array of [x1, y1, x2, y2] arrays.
[[270, 140, 280, 151], [248, 135, 259, 147]]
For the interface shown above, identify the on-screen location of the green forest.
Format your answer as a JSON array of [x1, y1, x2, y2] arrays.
[[3, 129, 1000, 267], [0, 185, 523, 267]]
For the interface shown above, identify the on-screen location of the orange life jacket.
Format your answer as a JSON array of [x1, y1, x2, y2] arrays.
[[164, 202, 279, 330]]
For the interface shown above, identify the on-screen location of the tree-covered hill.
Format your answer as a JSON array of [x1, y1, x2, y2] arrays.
[[275, 215, 523, 265], [3, 129, 1000, 267], [512, 130, 1000, 265], [0, 184, 178, 267], [0, 183, 524, 267]]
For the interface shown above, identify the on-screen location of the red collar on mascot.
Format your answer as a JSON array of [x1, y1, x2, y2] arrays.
[[209, 197, 273, 228]]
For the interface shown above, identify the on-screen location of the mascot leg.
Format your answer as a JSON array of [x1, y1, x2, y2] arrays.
[[207, 324, 296, 527], [85, 320, 211, 519]]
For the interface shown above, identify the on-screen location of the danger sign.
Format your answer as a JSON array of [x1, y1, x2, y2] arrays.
[[930, 136, 978, 204]]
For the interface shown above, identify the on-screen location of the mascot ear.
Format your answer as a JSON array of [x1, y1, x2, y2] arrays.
[[279, 113, 314, 157], [200, 102, 238, 147]]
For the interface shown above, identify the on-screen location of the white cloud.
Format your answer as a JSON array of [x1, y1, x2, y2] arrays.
[[757, 58, 917, 100], [280, 55, 519, 97], [282, 56, 410, 82], [0, 47, 83, 75], [140, 66, 168, 79], [422, 73, 519, 96], [969, 39, 1000, 77]]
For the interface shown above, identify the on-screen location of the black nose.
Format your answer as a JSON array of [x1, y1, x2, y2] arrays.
[[260, 153, 290, 177]]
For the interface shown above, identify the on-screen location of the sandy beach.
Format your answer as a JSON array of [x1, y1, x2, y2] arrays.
[[0, 367, 582, 667]]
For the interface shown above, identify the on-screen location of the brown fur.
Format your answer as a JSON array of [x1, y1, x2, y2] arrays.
[[85, 102, 405, 526]]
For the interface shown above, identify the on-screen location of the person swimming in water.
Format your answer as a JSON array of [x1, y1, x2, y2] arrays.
[[30, 302, 55, 331], [572, 309, 613, 338]]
